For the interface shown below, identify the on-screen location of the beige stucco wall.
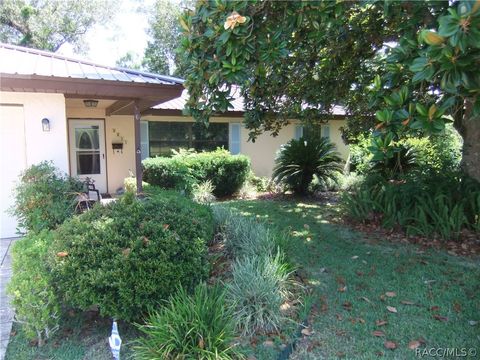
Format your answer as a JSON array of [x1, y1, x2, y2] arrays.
[[0, 91, 69, 172], [143, 115, 349, 178], [66, 106, 136, 193]]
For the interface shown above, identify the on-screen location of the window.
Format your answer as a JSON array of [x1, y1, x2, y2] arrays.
[[295, 124, 330, 140], [148, 121, 229, 157]]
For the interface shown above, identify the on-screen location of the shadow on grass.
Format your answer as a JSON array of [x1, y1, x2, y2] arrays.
[[223, 199, 480, 359]]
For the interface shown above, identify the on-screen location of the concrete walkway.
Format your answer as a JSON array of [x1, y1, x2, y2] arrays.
[[0, 238, 15, 360]]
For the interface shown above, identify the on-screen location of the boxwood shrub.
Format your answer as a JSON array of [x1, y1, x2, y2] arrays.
[[142, 149, 250, 197], [48, 190, 214, 321]]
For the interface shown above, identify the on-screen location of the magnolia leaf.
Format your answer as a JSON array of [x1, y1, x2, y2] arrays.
[[384, 340, 397, 350], [373, 330, 385, 337], [301, 328, 313, 336], [408, 340, 421, 350], [385, 292, 396, 298], [387, 306, 397, 313]]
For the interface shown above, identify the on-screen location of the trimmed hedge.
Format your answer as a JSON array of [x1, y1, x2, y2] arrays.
[[48, 190, 214, 321], [142, 149, 250, 197]]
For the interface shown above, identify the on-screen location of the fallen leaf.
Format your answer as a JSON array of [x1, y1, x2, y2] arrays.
[[385, 291, 396, 298], [336, 352, 346, 358], [468, 320, 478, 326], [163, 224, 170, 230], [376, 320, 388, 326], [375, 351, 384, 356], [122, 248, 131, 256], [430, 306, 440, 312], [401, 300, 415, 305], [336, 313, 343, 321], [408, 340, 421, 350], [343, 302, 352, 310], [433, 314, 448, 322], [304, 224, 310, 230], [263, 340, 274, 347], [453, 302, 461, 313], [198, 337, 205, 349], [373, 330, 385, 337], [358, 318, 366, 324], [380, 294, 386, 301], [384, 340, 397, 350], [338, 286, 347, 292], [360, 296, 371, 303], [56, 251, 68, 257], [356, 270, 364, 276], [301, 328, 313, 336], [351, 255, 359, 260], [387, 306, 397, 313]]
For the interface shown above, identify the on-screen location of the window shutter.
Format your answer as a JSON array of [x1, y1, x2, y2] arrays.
[[294, 125, 304, 140], [321, 125, 330, 139], [140, 121, 149, 160], [229, 123, 241, 154]]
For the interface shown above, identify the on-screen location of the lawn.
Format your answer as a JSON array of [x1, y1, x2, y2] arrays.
[[225, 198, 480, 359], [6, 196, 479, 359], [6, 313, 139, 360]]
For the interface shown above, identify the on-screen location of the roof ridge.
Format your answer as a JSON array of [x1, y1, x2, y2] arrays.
[[0, 42, 184, 84]]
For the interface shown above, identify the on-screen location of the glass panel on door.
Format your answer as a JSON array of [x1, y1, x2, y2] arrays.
[[74, 126, 101, 175]]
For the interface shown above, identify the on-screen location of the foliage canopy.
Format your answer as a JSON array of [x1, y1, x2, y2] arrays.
[[179, 0, 480, 181]]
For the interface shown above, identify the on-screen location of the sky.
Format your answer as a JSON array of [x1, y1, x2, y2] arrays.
[[58, 0, 155, 67]]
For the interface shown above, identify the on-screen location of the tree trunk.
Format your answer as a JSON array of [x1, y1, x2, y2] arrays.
[[456, 100, 480, 183]]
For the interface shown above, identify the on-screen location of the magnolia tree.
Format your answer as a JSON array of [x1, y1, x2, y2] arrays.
[[178, 0, 480, 181]]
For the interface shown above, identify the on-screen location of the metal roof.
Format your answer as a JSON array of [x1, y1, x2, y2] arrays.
[[153, 88, 245, 112], [0, 42, 184, 85], [153, 88, 346, 116]]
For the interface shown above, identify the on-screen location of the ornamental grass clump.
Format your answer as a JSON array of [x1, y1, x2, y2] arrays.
[[213, 206, 275, 258], [134, 284, 242, 360], [226, 252, 294, 336]]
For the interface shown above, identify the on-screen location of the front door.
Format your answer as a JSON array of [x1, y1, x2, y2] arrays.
[[68, 119, 107, 193]]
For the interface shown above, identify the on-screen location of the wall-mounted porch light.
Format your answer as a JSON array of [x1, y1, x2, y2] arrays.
[[83, 99, 99, 108], [41, 118, 50, 132]]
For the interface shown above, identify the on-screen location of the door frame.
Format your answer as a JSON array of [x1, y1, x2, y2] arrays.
[[67, 118, 108, 193]]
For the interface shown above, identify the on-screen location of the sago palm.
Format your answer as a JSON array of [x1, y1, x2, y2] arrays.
[[272, 136, 343, 195]]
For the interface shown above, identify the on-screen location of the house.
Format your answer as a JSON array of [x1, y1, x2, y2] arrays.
[[0, 43, 349, 238]]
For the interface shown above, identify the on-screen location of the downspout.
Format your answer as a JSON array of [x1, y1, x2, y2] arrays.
[[133, 99, 143, 194]]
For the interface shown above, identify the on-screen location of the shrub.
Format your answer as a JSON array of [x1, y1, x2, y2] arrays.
[[226, 253, 293, 336], [192, 180, 216, 204], [247, 173, 271, 193], [370, 144, 418, 179], [12, 161, 83, 233], [134, 284, 242, 359], [142, 149, 250, 197], [7, 231, 60, 346], [348, 124, 462, 177], [342, 173, 480, 240], [272, 136, 343, 195], [142, 157, 196, 193], [49, 190, 213, 321], [124, 176, 150, 193]]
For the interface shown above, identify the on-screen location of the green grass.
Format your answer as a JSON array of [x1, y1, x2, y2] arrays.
[[223, 198, 480, 359], [7, 197, 479, 359], [6, 312, 139, 360]]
